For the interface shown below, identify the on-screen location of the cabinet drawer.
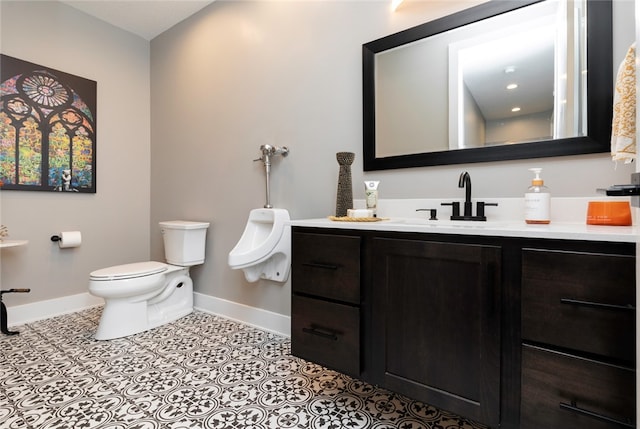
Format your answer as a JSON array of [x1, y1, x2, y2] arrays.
[[522, 249, 635, 362], [292, 232, 360, 304], [291, 295, 360, 377], [521, 344, 635, 429]]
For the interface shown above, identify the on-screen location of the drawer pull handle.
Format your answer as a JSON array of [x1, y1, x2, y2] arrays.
[[302, 262, 339, 270], [560, 298, 635, 312], [560, 401, 634, 428], [302, 327, 338, 341]]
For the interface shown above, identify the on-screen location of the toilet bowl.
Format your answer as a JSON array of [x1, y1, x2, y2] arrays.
[[89, 220, 209, 340], [228, 208, 291, 283]]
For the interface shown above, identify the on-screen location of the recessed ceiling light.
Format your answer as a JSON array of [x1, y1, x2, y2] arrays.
[[504, 66, 516, 74], [511, 107, 521, 112], [506, 83, 518, 90]]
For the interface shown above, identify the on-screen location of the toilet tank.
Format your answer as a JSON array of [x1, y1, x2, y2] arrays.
[[160, 221, 210, 266]]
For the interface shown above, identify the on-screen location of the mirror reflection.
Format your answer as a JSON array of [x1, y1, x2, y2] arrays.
[[374, 0, 587, 158]]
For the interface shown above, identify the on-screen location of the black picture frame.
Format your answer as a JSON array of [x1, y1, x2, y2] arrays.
[[0, 54, 97, 192]]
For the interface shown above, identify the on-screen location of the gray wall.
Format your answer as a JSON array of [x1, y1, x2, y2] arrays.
[[0, 1, 151, 306], [150, 0, 636, 318]]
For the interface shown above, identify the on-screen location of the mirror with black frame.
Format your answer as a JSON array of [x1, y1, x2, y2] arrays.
[[362, 0, 612, 171]]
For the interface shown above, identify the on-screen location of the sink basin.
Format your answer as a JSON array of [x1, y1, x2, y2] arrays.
[[388, 218, 508, 228]]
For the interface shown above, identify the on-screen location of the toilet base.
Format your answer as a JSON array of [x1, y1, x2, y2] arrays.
[[94, 271, 193, 340]]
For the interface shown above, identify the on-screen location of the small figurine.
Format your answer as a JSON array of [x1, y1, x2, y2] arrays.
[[0, 225, 7, 241], [54, 169, 77, 192], [62, 169, 71, 191]]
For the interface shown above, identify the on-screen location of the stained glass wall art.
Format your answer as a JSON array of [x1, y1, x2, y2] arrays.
[[0, 54, 97, 193]]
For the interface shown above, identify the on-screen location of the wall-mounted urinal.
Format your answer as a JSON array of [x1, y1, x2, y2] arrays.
[[228, 208, 291, 283]]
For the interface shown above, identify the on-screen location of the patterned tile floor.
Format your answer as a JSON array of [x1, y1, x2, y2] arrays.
[[1, 308, 487, 429]]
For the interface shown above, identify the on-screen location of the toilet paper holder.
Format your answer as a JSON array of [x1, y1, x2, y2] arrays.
[[50, 231, 82, 248]]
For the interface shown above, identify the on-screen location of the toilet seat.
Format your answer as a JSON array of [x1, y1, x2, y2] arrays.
[[90, 261, 167, 281]]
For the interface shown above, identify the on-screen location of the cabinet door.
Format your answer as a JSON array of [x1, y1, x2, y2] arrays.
[[372, 238, 501, 428]]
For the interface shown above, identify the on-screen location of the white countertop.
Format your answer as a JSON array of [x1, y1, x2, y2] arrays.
[[291, 198, 640, 242], [290, 218, 638, 242]]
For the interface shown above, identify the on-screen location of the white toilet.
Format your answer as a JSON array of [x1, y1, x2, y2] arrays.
[[228, 208, 291, 283], [89, 220, 209, 340]]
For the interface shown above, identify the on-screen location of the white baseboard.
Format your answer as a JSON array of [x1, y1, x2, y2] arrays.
[[194, 292, 291, 337], [5, 291, 291, 338], [6, 292, 104, 327]]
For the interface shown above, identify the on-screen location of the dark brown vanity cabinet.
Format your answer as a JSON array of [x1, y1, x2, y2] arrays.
[[520, 249, 636, 429], [371, 238, 502, 428], [290, 226, 636, 429]]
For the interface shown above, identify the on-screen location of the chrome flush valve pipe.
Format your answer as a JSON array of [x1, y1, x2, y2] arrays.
[[254, 144, 289, 208]]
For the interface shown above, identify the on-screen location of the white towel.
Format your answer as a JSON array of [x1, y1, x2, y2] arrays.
[[611, 42, 636, 164]]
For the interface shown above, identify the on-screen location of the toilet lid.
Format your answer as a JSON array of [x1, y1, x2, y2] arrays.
[[90, 261, 168, 280]]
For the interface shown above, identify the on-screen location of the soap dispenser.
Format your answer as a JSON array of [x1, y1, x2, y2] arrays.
[[525, 168, 550, 224]]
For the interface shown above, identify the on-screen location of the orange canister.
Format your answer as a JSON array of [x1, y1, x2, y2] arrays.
[[586, 201, 632, 226]]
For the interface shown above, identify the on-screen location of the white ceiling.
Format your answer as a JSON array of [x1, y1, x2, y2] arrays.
[[60, 0, 216, 40]]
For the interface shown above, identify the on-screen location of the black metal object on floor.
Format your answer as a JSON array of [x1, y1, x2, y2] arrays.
[[0, 288, 30, 335]]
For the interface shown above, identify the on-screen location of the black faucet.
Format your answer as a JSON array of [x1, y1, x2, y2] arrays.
[[459, 171, 473, 217], [441, 171, 498, 221]]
